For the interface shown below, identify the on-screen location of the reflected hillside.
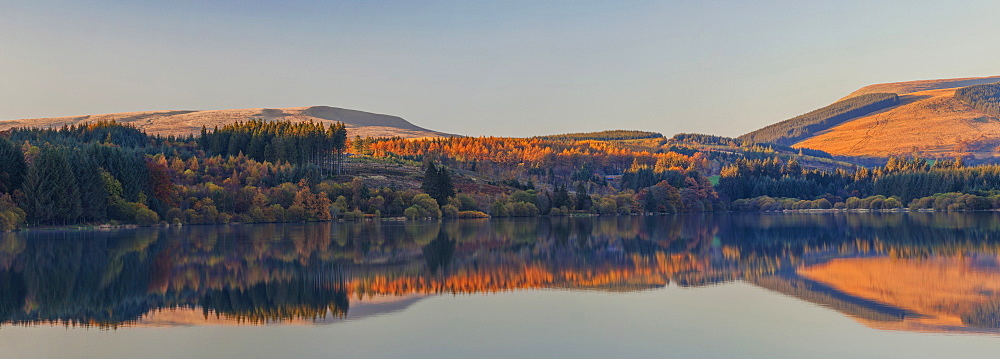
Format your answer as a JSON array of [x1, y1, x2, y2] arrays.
[[3, 213, 1000, 333]]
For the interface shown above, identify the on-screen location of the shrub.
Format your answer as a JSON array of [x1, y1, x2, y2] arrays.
[[404, 206, 421, 220], [133, 204, 160, 226], [343, 209, 365, 221], [510, 202, 539, 217], [490, 200, 510, 217], [441, 204, 459, 219], [458, 210, 489, 218]]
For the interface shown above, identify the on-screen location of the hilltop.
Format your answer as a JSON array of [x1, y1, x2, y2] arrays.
[[741, 76, 1000, 159], [0, 105, 453, 139]]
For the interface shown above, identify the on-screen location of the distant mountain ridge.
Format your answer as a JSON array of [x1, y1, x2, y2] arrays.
[[0, 105, 454, 139], [742, 76, 1000, 158], [838, 76, 1000, 101]]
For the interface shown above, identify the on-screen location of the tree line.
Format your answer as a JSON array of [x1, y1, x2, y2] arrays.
[[10, 117, 1000, 231], [954, 82, 1000, 118], [535, 130, 664, 141], [198, 119, 347, 174]]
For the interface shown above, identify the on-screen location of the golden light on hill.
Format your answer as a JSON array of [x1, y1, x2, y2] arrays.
[[798, 255, 1000, 333]]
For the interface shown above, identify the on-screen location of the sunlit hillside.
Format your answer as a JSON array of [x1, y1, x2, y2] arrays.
[[798, 256, 1000, 333], [838, 76, 1000, 101], [794, 87, 1000, 158], [742, 76, 1000, 158], [0, 105, 453, 139]]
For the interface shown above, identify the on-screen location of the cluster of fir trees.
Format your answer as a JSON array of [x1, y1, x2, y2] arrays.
[[954, 82, 1000, 118], [668, 133, 829, 156], [716, 157, 853, 201], [717, 155, 1000, 212], [198, 120, 347, 174], [420, 162, 455, 205], [0, 135, 161, 228], [0, 120, 362, 229], [8, 120, 150, 148], [535, 130, 664, 141]]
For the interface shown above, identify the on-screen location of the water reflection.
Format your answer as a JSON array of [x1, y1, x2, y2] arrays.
[[2, 212, 1000, 333]]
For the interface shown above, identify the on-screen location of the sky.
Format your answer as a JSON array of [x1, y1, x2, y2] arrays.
[[2, 0, 1000, 138]]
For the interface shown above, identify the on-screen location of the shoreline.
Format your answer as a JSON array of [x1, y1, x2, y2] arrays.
[[7, 208, 999, 234]]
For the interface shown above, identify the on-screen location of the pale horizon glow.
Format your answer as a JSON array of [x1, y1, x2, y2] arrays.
[[2, 0, 999, 138]]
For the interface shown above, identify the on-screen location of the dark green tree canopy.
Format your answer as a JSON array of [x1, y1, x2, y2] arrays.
[[421, 162, 455, 206]]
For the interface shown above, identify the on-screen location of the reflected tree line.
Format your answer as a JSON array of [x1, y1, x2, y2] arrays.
[[2, 213, 1000, 328]]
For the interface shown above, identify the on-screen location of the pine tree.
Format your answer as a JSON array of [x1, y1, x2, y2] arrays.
[[575, 182, 592, 211], [436, 166, 455, 201], [21, 148, 82, 224], [70, 152, 108, 222], [552, 184, 571, 209], [421, 162, 455, 205], [422, 162, 441, 204], [0, 137, 26, 193]]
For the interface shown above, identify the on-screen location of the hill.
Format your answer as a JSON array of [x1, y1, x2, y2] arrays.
[[0, 105, 453, 138], [742, 76, 1000, 158], [839, 76, 1000, 101], [535, 130, 663, 141], [738, 93, 899, 146]]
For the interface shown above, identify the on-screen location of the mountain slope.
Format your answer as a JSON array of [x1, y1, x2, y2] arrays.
[[739, 93, 899, 146], [838, 76, 1000, 101], [743, 76, 1000, 158], [0, 106, 454, 138]]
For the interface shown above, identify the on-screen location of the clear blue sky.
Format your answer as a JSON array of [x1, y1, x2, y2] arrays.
[[3, 0, 999, 137]]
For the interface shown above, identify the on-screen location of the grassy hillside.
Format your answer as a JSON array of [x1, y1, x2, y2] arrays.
[[955, 82, 1000, 118], [794, 87, 1000, 158], [739, 76, 1000, 159], [0, 105, 453, 139], [839, 75, 1000, 100], [739, 93, 899, 146]]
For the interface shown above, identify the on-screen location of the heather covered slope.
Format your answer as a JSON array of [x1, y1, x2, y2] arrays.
[[839, 75, 1000, 101], [0, 106, 454, 138], [742, 76, 1000, 158], [794, 87, 1000, 158], [738, 93, 899, 146]]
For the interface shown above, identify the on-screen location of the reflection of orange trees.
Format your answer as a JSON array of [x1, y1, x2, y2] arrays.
[[348, 253, 713, 297], [351, 265, 554, 296]]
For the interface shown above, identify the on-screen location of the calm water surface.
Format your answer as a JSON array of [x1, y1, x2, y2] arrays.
[[1, 213, 1000, 358]]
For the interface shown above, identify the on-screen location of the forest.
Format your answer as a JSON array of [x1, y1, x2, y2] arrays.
[[535, 130, 664, 141], [0, 121, 724, 230], [955, 82, 1000, 118], [5, 119, 1000, 231]]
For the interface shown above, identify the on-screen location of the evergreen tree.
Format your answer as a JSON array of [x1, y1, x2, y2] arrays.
[[421, 162, 455, 205], [552, 184, 571, 209], [575, 182, 592, 211], [0, 137, 26, 193], [69, 152, 108, 222], [21, 148, 82, 224]]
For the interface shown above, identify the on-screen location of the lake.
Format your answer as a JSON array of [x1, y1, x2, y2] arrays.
[[1, 213, 999, 358]]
